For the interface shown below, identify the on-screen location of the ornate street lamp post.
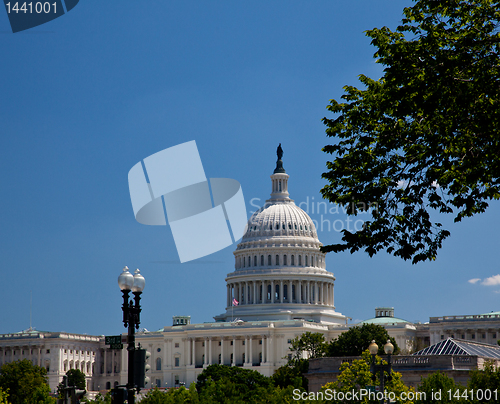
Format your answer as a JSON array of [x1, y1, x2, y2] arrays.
[[369, 339, 394, 404], [118, 266, 145, 404]]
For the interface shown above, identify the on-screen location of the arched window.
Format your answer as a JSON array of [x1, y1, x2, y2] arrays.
[[282, 222, 285, 229], [305, 255, 308, 266], [295, 224, 297, 229], [243, 257, 245, 267], [248, 256, 251, 267], [254, 256, 257, 266], [275, 223, 279, 229], [114, 381, 119, 388], [268, 255, 271, 265], [156, 357, 161, 370], [288, 223, 292, 229], [298, 255, 302, 266], [291, 255, 295, 265], [261, 255, 264, 266], [276, 255, 279, 265], [275, 284, 280, 300], [106, 382, 111, 390], [283, 255, 287, 265]]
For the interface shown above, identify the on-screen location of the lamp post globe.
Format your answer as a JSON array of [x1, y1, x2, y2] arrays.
[[368, 340, 378, 355], [118, 266, 134, 291], [384, 340, 394, 355], [132, 269, 145, 293]]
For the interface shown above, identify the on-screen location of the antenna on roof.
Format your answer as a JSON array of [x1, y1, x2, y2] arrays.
[[29, 291, 32, 331]]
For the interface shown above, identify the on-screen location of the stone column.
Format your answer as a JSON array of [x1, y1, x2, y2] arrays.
[[208, 337, 212, 365], [227, 284, 231, 307], [298, 280, 302, 303], [249, 336, 253, 365], [271, 280, 275, 303], [204, 338, 208, 365], [289, 280, 292, 302], [232, 337, 236, 366], [331, 283, 334, 306], [253, 282, 257, 305], [307, 281, 311, 304], [192, 339, 196, 366], [221, 338, 224, 365], [280, 280, 283, 303], [260, 281, 264, 304], [244, 336, 248, 363], [261, 336, 266, 363], [187, 338, 192, 366]]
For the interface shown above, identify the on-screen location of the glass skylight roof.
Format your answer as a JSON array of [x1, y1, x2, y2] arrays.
[[413, 338, 500, 359]]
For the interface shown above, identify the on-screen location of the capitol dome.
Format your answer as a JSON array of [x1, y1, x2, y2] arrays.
[[214, 146, 347, 325]]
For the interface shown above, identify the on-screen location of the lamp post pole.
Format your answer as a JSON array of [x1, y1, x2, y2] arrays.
[[118, 266, 145, 404], [368, 339, 394, 404]]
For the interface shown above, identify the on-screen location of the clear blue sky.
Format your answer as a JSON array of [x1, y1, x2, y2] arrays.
[[1, 0, 498, 336]]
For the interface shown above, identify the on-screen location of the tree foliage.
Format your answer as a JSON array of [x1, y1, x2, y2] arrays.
[[272, 359, 309, 390], [321, 0, 500, 263], [467, 361, 500, 403], [289, 332, 326, 361], [415, 372, 464, 404], [57, 368, 86, 397], [327, 324, 399, 357], [0, 359, 55, 404], [319, 351, 415, 403]]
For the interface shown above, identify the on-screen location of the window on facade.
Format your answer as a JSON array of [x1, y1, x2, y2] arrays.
[[175, 357, 180, 367], [242, 340, 245, 345], [284, 255, 287, 265], [494, 333, 497, 338], [230, 353, 233, 363], [230, 341, 233, 346], [46, 349, 50, 354], [218, 341, 221, 346], [254, 256, 257, 266], [441, 335, 444, 340], [261, 255, 264, 266], [275, 284, 280, 300], [156, 357, 161, 371], [218, 354, 221, 364], [292, 284, 295, 300], [282, 223, 285, 229], [305, 256, 308, 266], [242, 353, 245, 363], [276, 255, 279, 265], [259, 340, 262, 345], [288, 223, 292, 229], [268, 255, 271, 265], [106, 382, 111, 390], [482, 334, 486, 339], [284, 284, 288, 300], [461, 334, 465, 339], [156, 379, 161, 388], [248, 256, 251, 267], [472, 334, 475, 339], [259, 352, 262, 362], [291, 255, 294, 265], [267, 284, 271, 300], [175, 343, 179, 348], [157, 348, 161, 352], [298, 255, 302, 266]]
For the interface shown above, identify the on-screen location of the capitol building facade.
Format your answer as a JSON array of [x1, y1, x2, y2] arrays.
[[1, 149, 500, 394]]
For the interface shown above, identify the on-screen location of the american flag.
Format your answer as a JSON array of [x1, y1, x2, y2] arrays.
[[232, 298, 239, 306]]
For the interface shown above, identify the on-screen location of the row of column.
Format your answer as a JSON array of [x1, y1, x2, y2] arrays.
[[187, 335, 273, 367], [226, 279, 334, 307], [0, 346, 43, 367], [237, 254, 324, 270]]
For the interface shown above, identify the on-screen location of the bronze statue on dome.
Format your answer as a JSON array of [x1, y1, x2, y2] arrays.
[[277, 143, 283, 160]]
